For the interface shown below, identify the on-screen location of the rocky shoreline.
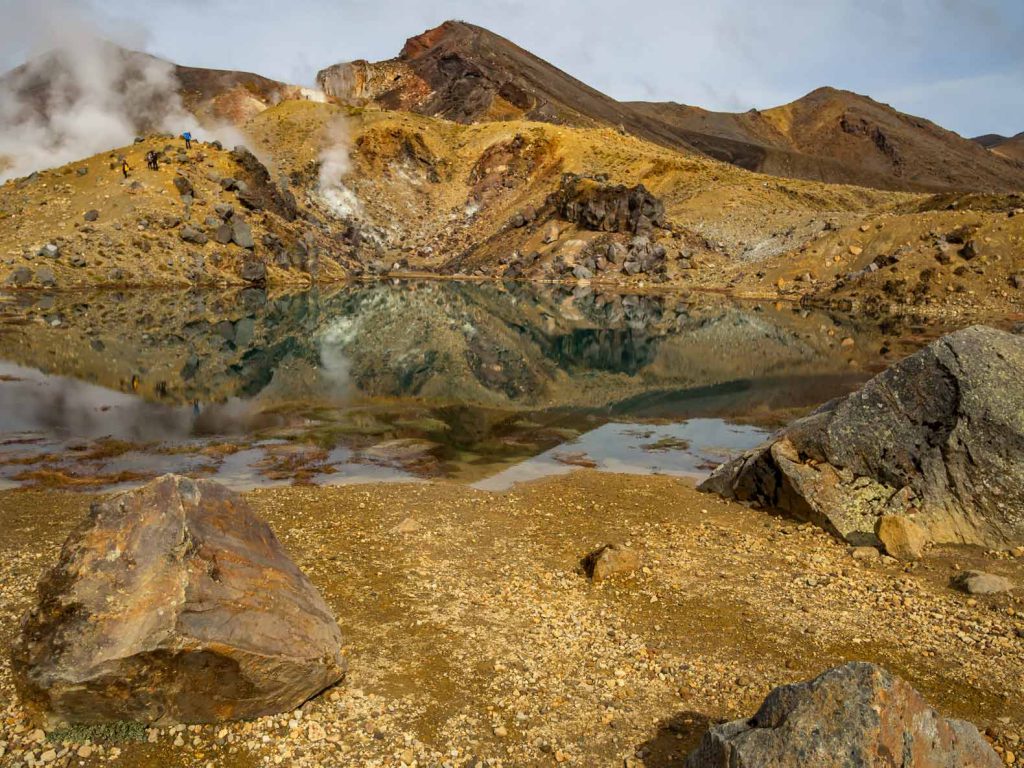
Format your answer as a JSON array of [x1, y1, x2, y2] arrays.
[[1, 473, 1020, 767]]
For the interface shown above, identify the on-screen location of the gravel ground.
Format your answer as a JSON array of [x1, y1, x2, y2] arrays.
[[0, 472, 1021, 767]]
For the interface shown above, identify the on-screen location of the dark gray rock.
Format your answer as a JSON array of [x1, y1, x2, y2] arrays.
[[700, 326, 1024, 548], [6, 267, 32, 286], [35, 267, 56, 288], [11, 475, 345, 727], [214, 223, 233, 245], [37, 243, 60, 259], [951, 570, 1014, 595], [179, 225, 208, 245], [172, 175, 194, 197], [214, 203, 234, 220], [239, 258, 267, 284], [231, 220, 255, 249], [83, 209, 99, 222], [557, 175, 665, 234], [685, 663, 999, 768]]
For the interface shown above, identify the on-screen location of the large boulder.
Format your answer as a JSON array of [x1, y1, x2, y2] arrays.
[[12, 475, 345, 726], [685, 663, 1000, 768], [700, 326, 1024, 548]]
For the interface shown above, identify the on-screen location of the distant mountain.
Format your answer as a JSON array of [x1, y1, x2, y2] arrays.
[[4, 24, 1023, 193], [972, 134, 1009, 149], [316, 21, 1024, 193], [627, 89, 1024, 192], [973, 132, 1024, 163]]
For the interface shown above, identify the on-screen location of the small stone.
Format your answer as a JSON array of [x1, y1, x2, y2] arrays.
[[951, 570, 1014, 595], [83, 209, 99, 222], [307, 721, 326, 742], [173, 175, 194, 197], [77, 745, 94, 758], [40, 749, 57, 762], [850, 546, 880, 561], [394, 517, 423, 534], [6, 266, 32, 286], [849, 245, 863, 256], [494, 725, 508, 738], [232, 220, 255, 249], [876, 515, 928, 561], [581, 544, 640, 582], [179, 225, 208, 245], [214, 223, 233, 244]]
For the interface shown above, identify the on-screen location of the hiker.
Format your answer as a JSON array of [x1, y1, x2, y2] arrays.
[[183, 131, 192, 150], [121, 158, 130, 179], [146, 150, 158, 170]]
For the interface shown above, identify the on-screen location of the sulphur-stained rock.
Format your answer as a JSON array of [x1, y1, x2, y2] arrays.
[[876, 514, 928, 560], [701, 326, 1024, 548], [685, 662, 1000, 768], [12, 475, 345, 727], [581, 543, 640, 582]]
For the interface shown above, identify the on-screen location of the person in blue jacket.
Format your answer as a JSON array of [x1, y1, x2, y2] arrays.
[[183, 131, 193, 150]]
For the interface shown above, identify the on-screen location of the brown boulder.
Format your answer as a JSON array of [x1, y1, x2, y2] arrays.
[[581, 543, 640, 582], [12, 475, 345, 726], [685, 663, 1000, 767], [876, 514, 928, 560]]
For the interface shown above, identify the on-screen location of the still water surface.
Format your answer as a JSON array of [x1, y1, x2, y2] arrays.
[[0, 281, 951, 490]]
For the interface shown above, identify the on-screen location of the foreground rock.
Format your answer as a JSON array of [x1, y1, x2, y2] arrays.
[[951, 570, 1014, 595], [685, 662, 1000, 767], [12, 475, 345, 726], [700, 326, 1024, 548], [580, 543, 640, 581]]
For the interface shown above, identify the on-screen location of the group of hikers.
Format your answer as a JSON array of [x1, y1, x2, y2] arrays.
[[120, 131, 194, 179]]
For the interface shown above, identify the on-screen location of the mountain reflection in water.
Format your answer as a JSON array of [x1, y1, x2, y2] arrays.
[[0, 280, 950, 490]]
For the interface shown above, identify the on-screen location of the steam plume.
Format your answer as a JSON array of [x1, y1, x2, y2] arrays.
[[317, 117, 363, 219], [0, 0, 243, 182]]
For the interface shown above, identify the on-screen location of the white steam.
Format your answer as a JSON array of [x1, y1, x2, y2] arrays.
[[317, 117, 363, 219], [0, 0, 250, 183]]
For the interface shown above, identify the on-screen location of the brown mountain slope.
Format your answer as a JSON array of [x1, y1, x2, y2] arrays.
[[629, 90, 1024, 193], [992, 133, 1024, 163], [316, 21, 1024, 194]]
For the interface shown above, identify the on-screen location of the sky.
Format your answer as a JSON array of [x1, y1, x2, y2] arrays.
[[2, 0, 1022, 138]]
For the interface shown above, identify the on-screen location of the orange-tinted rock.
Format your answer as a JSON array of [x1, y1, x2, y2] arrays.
[[12, 475, 345, 726], [581, 543, 640, 582]]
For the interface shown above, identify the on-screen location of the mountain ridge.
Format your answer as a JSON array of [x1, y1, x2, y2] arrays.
[[314, 21, 1024, 193]]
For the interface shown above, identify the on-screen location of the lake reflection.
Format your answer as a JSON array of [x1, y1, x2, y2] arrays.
[[0, 281, 946, 490]]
